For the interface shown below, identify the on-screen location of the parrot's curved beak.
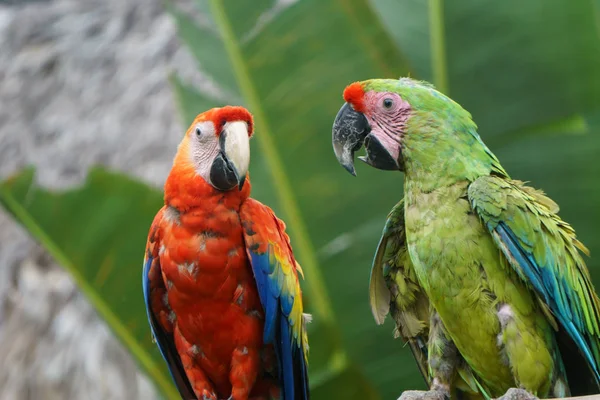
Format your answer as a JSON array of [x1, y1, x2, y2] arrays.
[[332, 103, 400, 175], [210, 121, 250, 191], [332, 102, 369, 176]]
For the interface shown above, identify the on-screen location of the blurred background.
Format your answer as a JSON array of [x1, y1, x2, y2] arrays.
[[0, 0, 599, 399]]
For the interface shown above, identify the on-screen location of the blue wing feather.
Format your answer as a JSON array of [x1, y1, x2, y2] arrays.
[[249, 251, 305, 400], [142, 254, 196, 399], [242, 200, 310, 400], [250, 252, 278, 345], [496, 224, 600, 381], [470, 176, 600, 394], [280, 312, 295, 400]]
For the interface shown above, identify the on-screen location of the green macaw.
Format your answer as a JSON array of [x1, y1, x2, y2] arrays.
[[331, 78, 600, 400]]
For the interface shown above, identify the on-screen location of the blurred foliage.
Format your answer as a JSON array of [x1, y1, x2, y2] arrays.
[[2, 0, 600, 399]]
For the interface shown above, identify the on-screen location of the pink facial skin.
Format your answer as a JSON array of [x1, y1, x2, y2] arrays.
[[362, 91, 412, 165]]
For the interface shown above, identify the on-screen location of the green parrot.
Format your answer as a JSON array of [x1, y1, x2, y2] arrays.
[[331, 78, 600, 400]]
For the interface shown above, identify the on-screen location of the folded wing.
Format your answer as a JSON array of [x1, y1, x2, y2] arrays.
[[469, 175, 600, 394], [240, 199, 310, 400]]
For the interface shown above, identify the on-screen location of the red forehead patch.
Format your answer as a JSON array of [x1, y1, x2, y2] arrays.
[[343, 82, 366, 113], [194, 106, 254, 137], [215, 106, 254, 136]]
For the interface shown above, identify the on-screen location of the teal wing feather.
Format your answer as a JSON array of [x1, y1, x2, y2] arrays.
[[469, 175, 600, 394]]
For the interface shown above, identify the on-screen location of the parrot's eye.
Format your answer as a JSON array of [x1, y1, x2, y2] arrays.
[[195, 127, 202, 136], [383, 98, 394, 109]]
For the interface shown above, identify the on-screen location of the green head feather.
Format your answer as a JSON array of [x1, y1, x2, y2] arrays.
[[333, 77, 507, 189]]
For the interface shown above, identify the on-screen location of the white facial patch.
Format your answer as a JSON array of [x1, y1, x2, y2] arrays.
[[189, 120, 219, 182], [222, 121, 250, 179]]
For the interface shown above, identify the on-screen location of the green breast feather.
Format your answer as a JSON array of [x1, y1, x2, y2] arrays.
[[370, 199, 488, 399]]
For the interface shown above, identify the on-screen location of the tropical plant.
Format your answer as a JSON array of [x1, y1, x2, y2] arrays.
[[1, 1, 599, 399]]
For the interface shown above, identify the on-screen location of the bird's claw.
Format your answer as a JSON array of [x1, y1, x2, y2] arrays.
[[200, 390, 217, 400], [494, 388, 538, 400], [398, 389, 449, 400]]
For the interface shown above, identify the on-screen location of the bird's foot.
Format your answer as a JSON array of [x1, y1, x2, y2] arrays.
[[495, 388, 538, 400], [397, 389, 449, 400], [199, 389, 217, 400]]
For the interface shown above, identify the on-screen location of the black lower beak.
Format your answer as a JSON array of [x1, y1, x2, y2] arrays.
[[332, 102, 370, 176], [210, 130, 247, 191], [360, 134, 402, 171], [210, 151, 240, 191]]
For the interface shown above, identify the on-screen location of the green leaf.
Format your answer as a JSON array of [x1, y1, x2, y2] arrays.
[[486, 113, 590, 149], [0, 168, 179, 399], [371, 0, 600, 139], [4, 1, 600, 399]]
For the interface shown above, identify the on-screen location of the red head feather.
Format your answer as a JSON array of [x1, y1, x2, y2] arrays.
[[167, 105, 254, 207], [188, 106, 254, 137], [343, 82, 366, 113]]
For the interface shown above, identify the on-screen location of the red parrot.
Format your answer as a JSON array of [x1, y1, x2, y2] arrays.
[[142, 106, 310, 400]]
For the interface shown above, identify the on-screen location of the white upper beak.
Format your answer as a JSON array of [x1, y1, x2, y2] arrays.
[[222, 121, 250, 182]]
